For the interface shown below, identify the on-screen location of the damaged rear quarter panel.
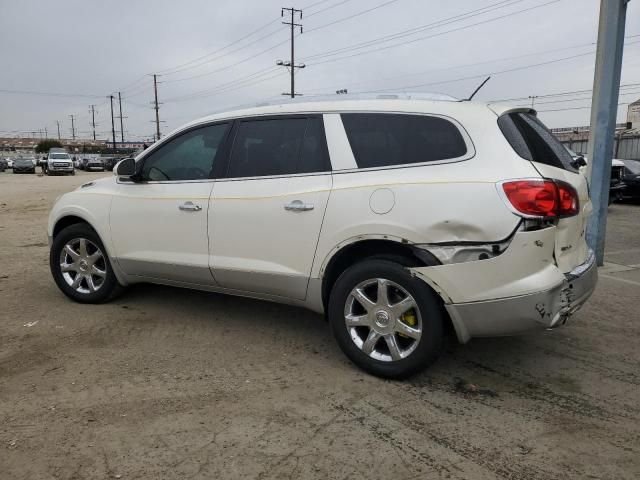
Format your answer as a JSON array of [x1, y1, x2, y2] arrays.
[[409, 227, 564, 304]]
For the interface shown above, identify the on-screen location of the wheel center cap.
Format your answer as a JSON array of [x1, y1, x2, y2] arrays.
[[374, 310, 391, 328], [79, 259, 89, 272]]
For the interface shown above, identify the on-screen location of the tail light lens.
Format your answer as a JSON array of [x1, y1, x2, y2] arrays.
[[500, 179, 579, 218]]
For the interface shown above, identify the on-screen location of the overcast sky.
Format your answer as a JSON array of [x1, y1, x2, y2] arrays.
[[1, 0, 639, 141]]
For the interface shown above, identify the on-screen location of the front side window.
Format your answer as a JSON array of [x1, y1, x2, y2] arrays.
[[341, 113, 468, 169], [141, 123, 229, 181], [227, 116, 330, 178]]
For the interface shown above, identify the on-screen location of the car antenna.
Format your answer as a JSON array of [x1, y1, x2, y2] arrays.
[[465, 76, 491, 101]]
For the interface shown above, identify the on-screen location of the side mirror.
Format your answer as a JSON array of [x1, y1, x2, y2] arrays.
[[114, 157, 136, 178], [570, 156, 587, 169]]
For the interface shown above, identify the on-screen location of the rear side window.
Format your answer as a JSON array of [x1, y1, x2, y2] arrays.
[[227, 116, 330, 178], [340, 113, 468, 169], [498, 112, 577, 172]]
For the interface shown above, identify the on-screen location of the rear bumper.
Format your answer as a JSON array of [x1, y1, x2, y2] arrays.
[[444, 249, 597, 342]]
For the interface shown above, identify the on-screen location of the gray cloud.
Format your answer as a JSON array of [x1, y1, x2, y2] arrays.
[[1, 0, 639, 141]]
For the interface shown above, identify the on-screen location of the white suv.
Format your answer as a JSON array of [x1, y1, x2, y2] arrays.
[[47, 94, 597, 378], [47, 149, 75, 175]]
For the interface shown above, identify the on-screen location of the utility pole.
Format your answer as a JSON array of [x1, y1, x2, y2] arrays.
[[117, 92, 125, 142], [44, 127, 48, 138], [69, 115, 76, 140], [528, 95, 538, 108], [109, 95, 117, 152], [56, 120, 61, 140], [278, 7, 304, 98], [90, 104, 97, 141], [586, 0, 629, 265], [153, 74, 161, 140]]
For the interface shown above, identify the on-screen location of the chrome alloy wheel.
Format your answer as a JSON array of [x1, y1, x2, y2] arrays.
[[59, 238, 107, 294], [344, 278, 422, 362]]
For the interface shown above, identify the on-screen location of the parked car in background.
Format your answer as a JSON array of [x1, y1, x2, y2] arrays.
[[102, 157, 119, 171], [46, 149, 75, 175], [74, 157, 83, 169], [7, 158, 14, 169], [621, 159, 640, 201], [47, 96, 598, 378], [564, 146, 627, 204], [0, 158, 7, 172], [85, 158, 105, 172], [13, 157, 37, 174]]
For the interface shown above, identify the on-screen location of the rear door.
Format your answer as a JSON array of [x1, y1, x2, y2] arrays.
[[498, 112, 591, 272], [208, 115, 332, 300]]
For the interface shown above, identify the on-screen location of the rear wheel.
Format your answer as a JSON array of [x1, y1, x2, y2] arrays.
[[328, 259, 444, 379], [50, 224, 122, 303]]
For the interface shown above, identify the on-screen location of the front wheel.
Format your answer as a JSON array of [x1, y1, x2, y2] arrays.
[[50, 223, 123, 303], [328, 259, 444, 379]]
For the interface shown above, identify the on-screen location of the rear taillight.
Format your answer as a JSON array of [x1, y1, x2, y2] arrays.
[[500, 179, 579, 218]]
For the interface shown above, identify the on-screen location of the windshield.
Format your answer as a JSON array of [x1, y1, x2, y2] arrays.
[[623, 159, 640, 175], [50, 153, 70, 159], [15, 159, 32, 165]]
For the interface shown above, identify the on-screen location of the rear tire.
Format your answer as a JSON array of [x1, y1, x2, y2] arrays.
[[328, 259, 444, 379], [50, 223, 123, 303]]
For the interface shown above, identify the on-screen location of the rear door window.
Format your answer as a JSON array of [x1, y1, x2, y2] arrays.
[[498, 112, 577, 172], [340, 113, 468, 169]]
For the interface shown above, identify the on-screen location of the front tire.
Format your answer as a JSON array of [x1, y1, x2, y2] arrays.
[[50, 223, 122, 303], [328, 259, 444, 379]]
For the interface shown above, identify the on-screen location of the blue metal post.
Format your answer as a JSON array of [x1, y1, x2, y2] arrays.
[[586, 0, 629, 266]]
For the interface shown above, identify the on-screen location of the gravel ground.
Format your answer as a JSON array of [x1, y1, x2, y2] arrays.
[[1, 170, 639, 479]]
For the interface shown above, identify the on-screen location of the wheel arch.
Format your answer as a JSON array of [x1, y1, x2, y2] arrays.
[[319, 238, 462, 342], [319, 237, 446, 310], [52, 214, 96, 239]]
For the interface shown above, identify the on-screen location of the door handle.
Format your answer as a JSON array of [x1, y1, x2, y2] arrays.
[[284, 200, 314, 212], [179, 201, 202, 212]]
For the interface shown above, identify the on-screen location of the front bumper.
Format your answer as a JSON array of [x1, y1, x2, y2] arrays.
[[445, 249, 597, 342]]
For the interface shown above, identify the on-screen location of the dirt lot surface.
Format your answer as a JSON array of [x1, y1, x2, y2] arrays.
[[1, 171, 639, 479]]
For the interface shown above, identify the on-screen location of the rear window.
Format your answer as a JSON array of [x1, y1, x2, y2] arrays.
[[341, 113, 468, 169], [498, 112, 577, 172]]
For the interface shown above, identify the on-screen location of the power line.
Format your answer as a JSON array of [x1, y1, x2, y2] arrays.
[[164, 66, 279, 102], [301, 0, 529, 62], [306, 0, 401, 33], [160, 28, 284, 78], [358, 41, 640, 95], [0, 89, 102, 99], [165, 69, 287, 104], [304, 37, 635, 95], [305, 0, 353, 18], [163, 39, 290, 83]]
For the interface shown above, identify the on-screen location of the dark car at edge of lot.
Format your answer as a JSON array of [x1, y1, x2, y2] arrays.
[[621, 159, 640, 201], [12, 157, 36, 174]]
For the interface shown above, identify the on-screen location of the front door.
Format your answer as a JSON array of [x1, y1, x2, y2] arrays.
[[209, 115, 332, 300], [110, 122, 230, 284]]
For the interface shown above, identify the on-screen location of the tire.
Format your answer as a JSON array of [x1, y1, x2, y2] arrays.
[[50, 223, 123, 303], [328, 259, 444, 379]]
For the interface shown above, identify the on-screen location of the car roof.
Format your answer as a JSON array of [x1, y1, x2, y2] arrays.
[[174, 92, 503, 133]]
